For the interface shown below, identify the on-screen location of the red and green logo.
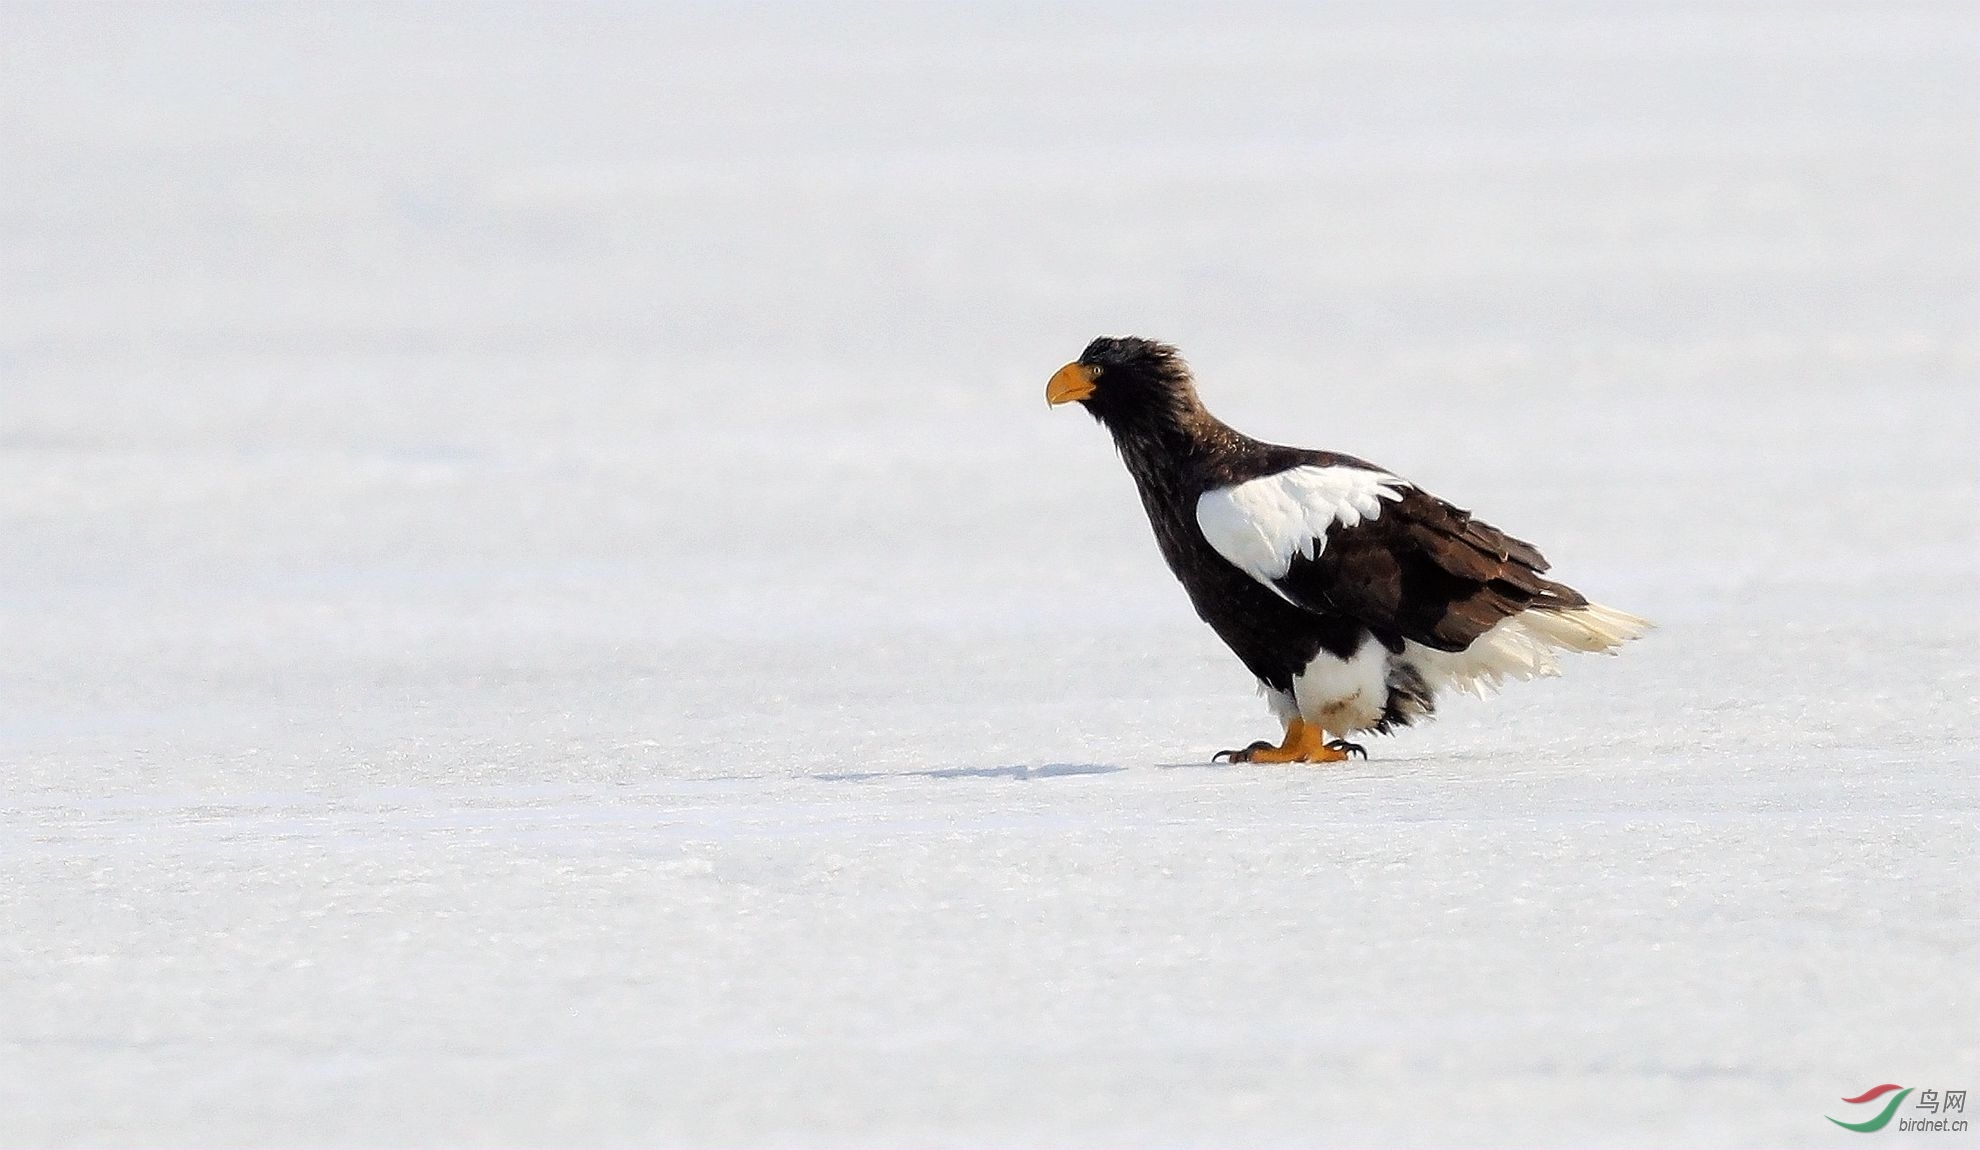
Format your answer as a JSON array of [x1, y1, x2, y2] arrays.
[[1829, 1085, 1912, 1132], [1828, 1085, 1968, 1133]]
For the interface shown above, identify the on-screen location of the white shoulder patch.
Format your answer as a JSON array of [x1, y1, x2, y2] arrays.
[[1195, 465, 1408, 584]]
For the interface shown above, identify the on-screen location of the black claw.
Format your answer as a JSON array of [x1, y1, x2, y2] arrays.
[[1213, 739, 1274, 764], [1326, 739, 1368, 760]]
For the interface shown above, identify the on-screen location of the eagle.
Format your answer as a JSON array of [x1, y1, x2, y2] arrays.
[[1047, 336, 1649, 763]]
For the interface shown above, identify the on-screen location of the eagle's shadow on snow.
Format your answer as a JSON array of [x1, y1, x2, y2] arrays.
[[816, 763, 1126, 783], [816, 759, 1433, 782]]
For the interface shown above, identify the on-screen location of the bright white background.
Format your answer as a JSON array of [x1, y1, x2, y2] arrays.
[[2, 3, 1975, 1145]]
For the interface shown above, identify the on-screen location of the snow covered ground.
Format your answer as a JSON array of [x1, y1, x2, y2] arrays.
[[2, 3, 1976, 1145]]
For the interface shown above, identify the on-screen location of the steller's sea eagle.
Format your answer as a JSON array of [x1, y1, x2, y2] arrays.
[[1048, 336, 1649, 763]]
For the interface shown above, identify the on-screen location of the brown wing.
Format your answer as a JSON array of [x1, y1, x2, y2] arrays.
[[1273, 486, 1586, 652]]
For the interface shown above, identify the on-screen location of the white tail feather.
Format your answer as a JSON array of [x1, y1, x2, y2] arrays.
[[1519, 601, 1653, 652], [1405, 602, 1652, 699]]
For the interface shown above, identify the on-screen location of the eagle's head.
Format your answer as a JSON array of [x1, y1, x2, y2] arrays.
[[1046, 336, 1201, 431]]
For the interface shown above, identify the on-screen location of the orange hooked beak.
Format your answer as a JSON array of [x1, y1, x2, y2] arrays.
[[1046, 362, 1096, 406]]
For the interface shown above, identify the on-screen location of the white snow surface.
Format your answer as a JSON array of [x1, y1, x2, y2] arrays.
[[2, 3, 1976, 1147]]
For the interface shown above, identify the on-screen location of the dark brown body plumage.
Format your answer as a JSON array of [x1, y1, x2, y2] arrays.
[[1071, 336, 1598, 735]]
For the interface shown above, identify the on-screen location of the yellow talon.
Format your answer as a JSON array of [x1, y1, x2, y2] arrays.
[[1213, 718, 1351, 764]]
